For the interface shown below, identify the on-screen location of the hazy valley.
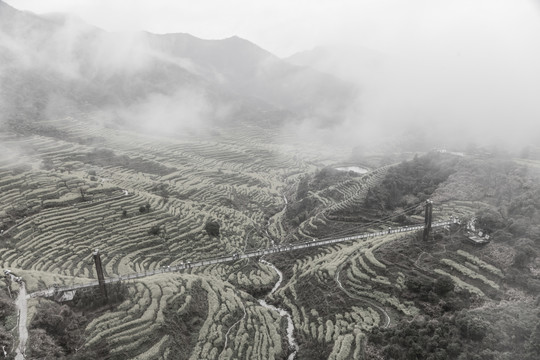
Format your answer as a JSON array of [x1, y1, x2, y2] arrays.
[[1, 1, 540, 359]]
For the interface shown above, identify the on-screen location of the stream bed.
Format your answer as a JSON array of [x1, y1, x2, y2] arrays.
[[257, 195, 298, 359], [258, 259, 298, 360]]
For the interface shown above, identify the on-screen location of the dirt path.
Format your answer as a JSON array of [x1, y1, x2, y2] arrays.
[[219, 295, 246, 358], [15, 283, 28, 360]]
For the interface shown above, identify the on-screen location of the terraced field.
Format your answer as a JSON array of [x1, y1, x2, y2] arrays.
[[265, 232, 419, 358], [1, 118, 369, 358], [2, 117, 512, 359], [0, 118, 345, 279], [79, 272, 287, 359], [261, 165, 515, 359]]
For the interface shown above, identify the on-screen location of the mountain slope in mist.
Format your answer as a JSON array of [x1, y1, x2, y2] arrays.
[[287, 45, 386, 85], [0, 0, 357, 134]]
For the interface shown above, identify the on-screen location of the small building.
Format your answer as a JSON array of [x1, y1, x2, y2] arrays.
[[465, 218, 490, 245], [467, 231, 490, 245]]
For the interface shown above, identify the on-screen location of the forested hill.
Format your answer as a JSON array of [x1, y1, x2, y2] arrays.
[[272, 151, 540, 360], [363, 154, 540, 360]]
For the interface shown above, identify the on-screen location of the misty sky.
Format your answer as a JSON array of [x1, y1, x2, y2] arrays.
[[6, 0, 540, 58], [5, 0, 540, 148]]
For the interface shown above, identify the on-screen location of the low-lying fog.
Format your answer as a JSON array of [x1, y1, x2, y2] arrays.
[[2, 0, 540, 153]]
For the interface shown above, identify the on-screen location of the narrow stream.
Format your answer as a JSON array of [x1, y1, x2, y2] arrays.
[[258, 260, 298, 360], [258, 195, 298, 360]]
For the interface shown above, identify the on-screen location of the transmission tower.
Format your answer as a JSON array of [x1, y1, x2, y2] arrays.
[[423, 199, 433, 241], [92, 249, 108, 301]]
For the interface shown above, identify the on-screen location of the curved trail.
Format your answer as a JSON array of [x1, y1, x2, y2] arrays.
[[335, 255, 391, 328], [219, 298, 247, 358], [15, 283, 28, 360]]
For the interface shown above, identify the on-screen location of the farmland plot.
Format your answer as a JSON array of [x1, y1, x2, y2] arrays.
[[1, 118, 356, 358], [4, 118, 491, 359], [1, 119, 345, 279]]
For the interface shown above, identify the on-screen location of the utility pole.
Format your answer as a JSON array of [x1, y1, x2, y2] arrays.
[[423, 199, 433, 241], [92, 249, 108, 301]]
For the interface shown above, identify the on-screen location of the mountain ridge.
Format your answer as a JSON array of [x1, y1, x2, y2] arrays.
[[0, 1, 357, 133]]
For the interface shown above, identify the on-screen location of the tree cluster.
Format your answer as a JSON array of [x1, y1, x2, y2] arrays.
[[28, 300, 110, 359], [405, 274, 455, 299], [70, 282, 128, 310], [0, 290, 14, 359], [471, 160, 540, 293], [370, 306, 540, 360], [364, 152, 458, 212], [369, 313, 480, 360]]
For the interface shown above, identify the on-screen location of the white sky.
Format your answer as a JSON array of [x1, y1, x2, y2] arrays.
[[6, 0, 540, 58]]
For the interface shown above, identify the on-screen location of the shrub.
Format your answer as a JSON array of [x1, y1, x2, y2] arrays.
[[434, 275, 455, 296], [0, 297, 15, 320], [28, 328, 65, 359], [0, 327, 13, 354], [205, 221, 220, 237], [148, 225, 161, 236], [138, 203, 151, 213], [457, 315, 487, 341]]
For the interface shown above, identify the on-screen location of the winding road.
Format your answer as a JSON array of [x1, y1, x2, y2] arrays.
[[15, 283, 28, 360]]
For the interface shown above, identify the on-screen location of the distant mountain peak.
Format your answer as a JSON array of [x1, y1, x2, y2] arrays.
[[1, 0, 358, 129], [0, 0, 17, 12]]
